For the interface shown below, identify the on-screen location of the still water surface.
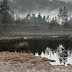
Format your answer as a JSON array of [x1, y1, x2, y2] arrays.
[[0, 37, 72, 65], [35, 44, 72, 65]]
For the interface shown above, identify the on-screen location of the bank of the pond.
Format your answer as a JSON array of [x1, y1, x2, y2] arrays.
[[0, 51, 71, 72]]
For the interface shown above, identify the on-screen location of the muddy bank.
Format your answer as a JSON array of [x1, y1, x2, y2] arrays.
[[0, 51, 71, 72]]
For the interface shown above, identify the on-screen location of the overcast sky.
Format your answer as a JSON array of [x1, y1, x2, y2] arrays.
[[11, 0, 72, 18]]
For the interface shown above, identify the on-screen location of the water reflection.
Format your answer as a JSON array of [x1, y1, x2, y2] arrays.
[[35, 44, 72, 65], [0, 37, 72, 65]]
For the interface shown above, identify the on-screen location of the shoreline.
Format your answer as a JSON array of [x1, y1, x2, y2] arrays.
[[0, 51, 71, 72], [0, 34, 71, 40]]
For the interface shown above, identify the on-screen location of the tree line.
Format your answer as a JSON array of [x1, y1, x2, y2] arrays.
[[0, 0, 72, 28]]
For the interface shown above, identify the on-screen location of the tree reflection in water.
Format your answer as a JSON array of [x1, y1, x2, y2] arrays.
[[35, 44, 72, 65]]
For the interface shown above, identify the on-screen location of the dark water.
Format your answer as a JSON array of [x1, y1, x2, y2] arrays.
[[0, 37, 72, 65], [0, 37, 72, 53]]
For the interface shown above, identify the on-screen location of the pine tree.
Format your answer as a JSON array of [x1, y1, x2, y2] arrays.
[[50, 17, 59, 27], [43, 16, 46, 21], [25, 14, 31, 24], [37, 13, 42, 24], [58, 8, 63, 18], [30, 14, 36, 24], [0, 0, 12, 23], [58, 7, 68, 25], [43, 15, 46, 24]]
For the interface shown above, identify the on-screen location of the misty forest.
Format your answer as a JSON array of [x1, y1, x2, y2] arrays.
[[0, 0, 72, 72], [0, 0, 72, 27]]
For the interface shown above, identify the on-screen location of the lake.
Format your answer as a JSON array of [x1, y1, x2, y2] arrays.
[[0, 36, 72, 65]]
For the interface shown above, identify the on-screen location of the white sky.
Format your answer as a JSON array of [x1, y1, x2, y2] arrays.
[[59, 0, 72, 3]]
